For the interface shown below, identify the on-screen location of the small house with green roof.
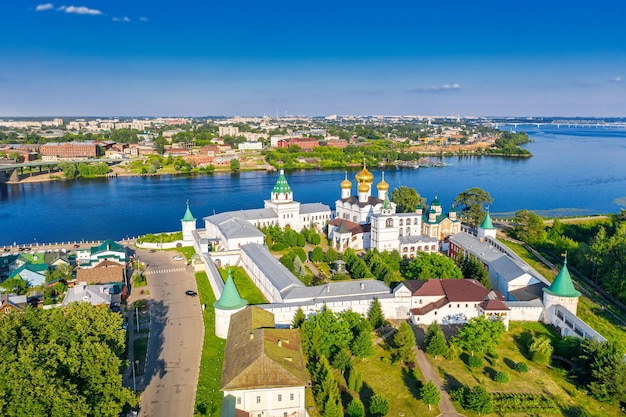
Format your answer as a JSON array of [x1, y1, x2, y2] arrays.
[[214, 269, 248, 339], [9, 262, 49, 287], [76, 239, 127, 269]]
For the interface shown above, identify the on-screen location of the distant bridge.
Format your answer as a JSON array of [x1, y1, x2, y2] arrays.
[[0, 158, 123, 183], [490, 122, 626, 129]]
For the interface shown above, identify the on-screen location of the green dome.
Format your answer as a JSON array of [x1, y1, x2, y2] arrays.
[[214, 269, 248, 310], [543, 258, 581, 298], [272, 170, 292, 195]]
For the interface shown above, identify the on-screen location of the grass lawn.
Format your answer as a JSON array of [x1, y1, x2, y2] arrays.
[[218, 266, 267, 304], [194, 272, 226, 417], [351, 344, 438, 417], [176, 246, 196, 260], [430, 322, 623, 417]]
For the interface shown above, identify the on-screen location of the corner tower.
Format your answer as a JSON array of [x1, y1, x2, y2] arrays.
[[214, 269, 248, 339], [477, 209, 496, 239], [181, 201, 197, 243], [543, 257, 581, 323]]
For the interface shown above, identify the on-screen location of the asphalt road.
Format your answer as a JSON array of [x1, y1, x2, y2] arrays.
[[135, 249, 204, 417]]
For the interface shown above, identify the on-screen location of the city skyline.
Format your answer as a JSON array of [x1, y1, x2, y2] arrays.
[[1, 1, 625, 117]]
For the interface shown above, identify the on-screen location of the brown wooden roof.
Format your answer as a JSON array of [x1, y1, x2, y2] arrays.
[[402, 280, 445, 296], [221, 307, 308, 391], [440, 279, 490, 302]]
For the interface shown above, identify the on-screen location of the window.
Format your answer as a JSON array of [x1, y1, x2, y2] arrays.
[[284, 413, 288, 417], [237, 397, 241, 405], [290, 393, 294, 401], [278, 395, 282, 402], [256, 396, 261, 404], [386, 218, 393, 228], [399, 219, 403, 226]]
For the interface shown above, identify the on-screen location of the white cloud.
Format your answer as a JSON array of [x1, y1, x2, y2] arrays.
[[64, 5, 102, 15], [407, 83, 461, 92], [35, 3, 54, 11], [609, 76, 622, 83], [139, 16, 149, 22], [113, 16, 131, 22]]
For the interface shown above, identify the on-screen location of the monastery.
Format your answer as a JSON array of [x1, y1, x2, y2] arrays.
[[180, 168, 606, 417]]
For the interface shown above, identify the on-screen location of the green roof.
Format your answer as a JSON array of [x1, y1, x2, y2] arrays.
[[272, 170, 292, 195], [480, 211, 495, 230], [543, 258, 581, 298], [181, 202, 196, 222], [431, 198, 441, 206], [214, 269, 248, 310], [91, 239, 125, 255], [19, 252, 47, 264], [9, 262, 49, 279]]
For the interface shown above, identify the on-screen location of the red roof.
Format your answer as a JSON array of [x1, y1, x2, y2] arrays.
[[402, 280, 445, 296], [329, 218, 370, 235], [480, 299, 510, 311], [441, 279, 490, 302]]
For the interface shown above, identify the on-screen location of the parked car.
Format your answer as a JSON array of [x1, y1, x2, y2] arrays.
[[172, 255, 184, 261], [185, 290, 198, 297]]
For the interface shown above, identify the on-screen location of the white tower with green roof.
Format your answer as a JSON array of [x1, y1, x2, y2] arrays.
[[214, 269, 248, 339], [181, 201, 197, 243], [543, 257, 581, 323], [264, 169, 302, 230], [477, 209, 497, 240]]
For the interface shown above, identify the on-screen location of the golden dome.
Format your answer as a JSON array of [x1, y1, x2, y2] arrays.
[[358, 182, 370, 193], [355, 160, 374, 183], [340, 172, 352, 189], [377, 172, 389, 191]]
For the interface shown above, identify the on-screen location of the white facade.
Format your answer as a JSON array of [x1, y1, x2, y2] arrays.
[[223, 387, 307, 417]]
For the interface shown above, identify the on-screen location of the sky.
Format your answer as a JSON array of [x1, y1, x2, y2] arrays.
[[1, 1, 625, 117]]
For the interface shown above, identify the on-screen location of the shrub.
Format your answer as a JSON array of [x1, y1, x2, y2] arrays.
[[294, 247, 307, 262], [369, 394, 390, 417], [467, 355, 483, 368], [494, 371, 510, 383], [346, 399, 365, 417], [271, 243, 285, 251], [515, 361, 529, 373]]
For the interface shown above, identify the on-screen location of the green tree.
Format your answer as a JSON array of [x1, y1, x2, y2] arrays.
[[391, 186, 425, 213], [466, 386, 493, 415], [324, 397, 343, 417], [346, 398, 365, 417], [424, 323, 449, 358], [454, 316, 505, 356], [367, 297, 385, 329], [458, 255, 491, 289], [325, 247, 339, 263], [369, 394, 390, 417], [420, 381, 441, 410], [393, 322, 416, 363], [0, 303, 137, 416], [332, 348, 353, 373], [528, 336, 553, 364], [230, 158, 240, 173], [351, 331, 375, 360], [402, 252, 463, 279], [292, 307, 306, 328], [0, 276, 29, 294], [512, 209, 547, 244], [311, 247, 325, 263], [454, 187, 493, 228]]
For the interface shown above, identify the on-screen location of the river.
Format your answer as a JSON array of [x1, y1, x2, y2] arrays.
[[1, 125, 625, 246]]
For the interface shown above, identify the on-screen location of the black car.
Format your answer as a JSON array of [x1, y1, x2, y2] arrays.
[[185, 290, 198, 297]]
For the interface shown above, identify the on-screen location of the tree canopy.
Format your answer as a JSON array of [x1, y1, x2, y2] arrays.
[[511, 209, 546, 244], [402, 252, 463, 279], [454, 316, 505, 356], [0, 303, 137, 416], [390, 186, 425, 213], [453, 187, 493, 228]]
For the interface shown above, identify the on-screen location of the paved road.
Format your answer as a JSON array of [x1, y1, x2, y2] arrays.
[[134, 249, 204, 417]]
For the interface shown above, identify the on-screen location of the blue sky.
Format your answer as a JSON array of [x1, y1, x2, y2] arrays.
[[1, 1, 625, 117]]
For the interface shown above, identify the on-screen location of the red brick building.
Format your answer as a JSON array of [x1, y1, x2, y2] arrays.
[[277, 137, 319, 150], [40, 142, 100, 160]]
